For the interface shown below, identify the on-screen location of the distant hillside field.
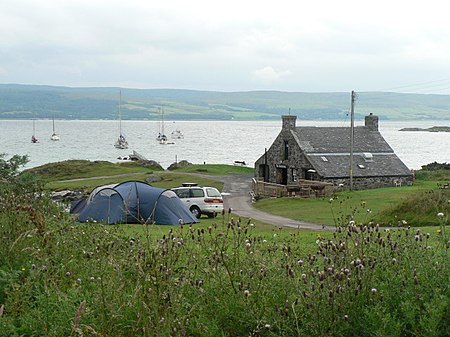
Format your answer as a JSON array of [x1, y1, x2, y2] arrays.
[[1, 84, 450, 120]]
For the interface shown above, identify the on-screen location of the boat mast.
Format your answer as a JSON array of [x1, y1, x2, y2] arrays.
[[161, 105, 165, 135], [349, 90, 355, 191], [119, 90, 122, 135], [52, 113, 55, 134]]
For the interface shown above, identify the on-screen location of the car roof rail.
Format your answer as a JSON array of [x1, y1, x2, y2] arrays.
[[182, 182, 199, 187]]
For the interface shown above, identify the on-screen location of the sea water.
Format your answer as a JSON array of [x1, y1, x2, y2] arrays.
[[0, 119, 449, 170]]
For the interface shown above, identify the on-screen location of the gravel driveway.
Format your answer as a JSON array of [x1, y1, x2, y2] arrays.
[[195, 173, 333, 231]]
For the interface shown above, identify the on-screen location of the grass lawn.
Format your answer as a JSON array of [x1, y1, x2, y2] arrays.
[[171, 163, 254, 175], [26, 160, 160, 182], [254, 174, 450, 227], [46, 171, 224, 192]]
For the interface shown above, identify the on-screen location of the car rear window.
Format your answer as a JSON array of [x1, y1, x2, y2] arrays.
[[206, 188, 221, 197], [174, 188, 189, 198], [191, 189, 205, 198]]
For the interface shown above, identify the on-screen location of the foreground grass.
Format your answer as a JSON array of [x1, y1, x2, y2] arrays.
[[1, 189, 448, 336], [2, 160, 447, 335]]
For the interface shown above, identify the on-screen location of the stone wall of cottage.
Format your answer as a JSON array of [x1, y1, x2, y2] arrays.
[[323, 175, 414, 190], [255, 116, 313, 184]]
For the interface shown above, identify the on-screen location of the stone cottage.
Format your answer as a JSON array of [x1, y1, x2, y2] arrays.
[[254, 114, 413, 190]]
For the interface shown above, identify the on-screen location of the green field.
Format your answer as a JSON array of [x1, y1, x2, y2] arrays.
[[255, 171, 450, 227]]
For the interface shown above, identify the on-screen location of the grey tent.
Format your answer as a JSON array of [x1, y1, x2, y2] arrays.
[[73, 181, 198, 225]]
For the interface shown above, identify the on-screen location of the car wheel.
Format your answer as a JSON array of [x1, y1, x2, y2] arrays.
[[190, 206, 201, 219]]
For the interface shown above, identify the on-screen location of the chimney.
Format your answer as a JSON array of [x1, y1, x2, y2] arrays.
[[282, 115, 297, 131], [365, 113, 378, 131]]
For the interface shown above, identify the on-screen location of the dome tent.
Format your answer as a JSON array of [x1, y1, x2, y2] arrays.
[[75, 181, 198, 225]]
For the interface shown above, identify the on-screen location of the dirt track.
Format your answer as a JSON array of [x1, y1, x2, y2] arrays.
[[197, 173, 333, 231]]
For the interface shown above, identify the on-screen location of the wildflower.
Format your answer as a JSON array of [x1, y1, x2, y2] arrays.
[[437, 212, 444, 218], [244, 290, 250, 297], [301, 273, 307, 279], [249, 223, 255, 227], [371, 288, 377, 295], [66, 271, 71, 276], [329, 198, 333, 203], [262, 239, 267, 243], [21, 267, 25, 271], [392, 258, 397, 264], [264, 324, 271, 329], [344, 314, 349, 321], [415, 235, 420, 241], [297, 259, 303, 266]]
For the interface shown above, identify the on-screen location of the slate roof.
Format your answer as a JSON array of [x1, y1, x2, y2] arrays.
[[307, 153, 411, 178], [291, 126, 393, 153], [291, 126, 411, 178]]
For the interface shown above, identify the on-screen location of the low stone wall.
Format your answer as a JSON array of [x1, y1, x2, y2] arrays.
[[323, 175, 413, 190]]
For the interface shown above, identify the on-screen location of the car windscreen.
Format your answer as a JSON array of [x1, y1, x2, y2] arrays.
[[206, 188, 221, 197]]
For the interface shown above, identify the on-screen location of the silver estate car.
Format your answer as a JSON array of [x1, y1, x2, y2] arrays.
[[171, 183, 224, 218]]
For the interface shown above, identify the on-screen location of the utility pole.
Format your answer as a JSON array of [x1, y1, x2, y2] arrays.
[[349, 91, 355, 191]]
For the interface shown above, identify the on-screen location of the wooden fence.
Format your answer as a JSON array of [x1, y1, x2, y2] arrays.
[[252, 178, 334, 198]]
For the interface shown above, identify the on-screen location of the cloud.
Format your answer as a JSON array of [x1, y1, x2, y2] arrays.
[[252, 67, 291, 85]]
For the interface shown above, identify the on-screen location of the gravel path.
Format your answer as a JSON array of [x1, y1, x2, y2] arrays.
[[190, 173, 333, 231]]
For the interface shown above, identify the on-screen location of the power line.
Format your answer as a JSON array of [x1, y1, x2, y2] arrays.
[[378, 77, 450, 94]]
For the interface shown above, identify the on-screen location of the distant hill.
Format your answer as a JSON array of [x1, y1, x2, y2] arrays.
[[0, 84, 449, 121]]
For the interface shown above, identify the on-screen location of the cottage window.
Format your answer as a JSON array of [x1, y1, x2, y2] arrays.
[[362, 153, 374, 162], [284, 140, 289, 160]]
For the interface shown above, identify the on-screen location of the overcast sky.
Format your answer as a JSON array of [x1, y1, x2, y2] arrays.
[[1, 0, 450, 94]]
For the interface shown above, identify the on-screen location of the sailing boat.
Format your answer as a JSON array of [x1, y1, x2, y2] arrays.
[[157, 106, 174, 145], [50, 112, 60, 141], [114, 90, 129, 149], [31, 119, 38, 143]]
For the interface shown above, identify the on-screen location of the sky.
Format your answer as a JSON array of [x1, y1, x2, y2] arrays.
[[1, 0, 450, 94]]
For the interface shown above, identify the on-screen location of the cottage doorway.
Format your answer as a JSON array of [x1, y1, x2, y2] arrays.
[[258, 164, 270, 182], [276, 167, 288, 185]]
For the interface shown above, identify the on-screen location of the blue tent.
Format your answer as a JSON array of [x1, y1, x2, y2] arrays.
[[74, 181, 198, 225]]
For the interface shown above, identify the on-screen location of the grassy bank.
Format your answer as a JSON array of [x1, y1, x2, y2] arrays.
[[255, 170, 450, 227], [171, 163, 254, 175]]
